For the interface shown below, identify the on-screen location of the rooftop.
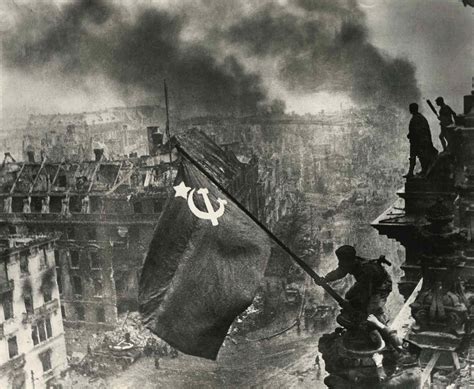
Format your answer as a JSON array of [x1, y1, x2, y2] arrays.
[[0, 159, 176, 196], [26, 105, 166, 129], [0, 129, 253, 198]]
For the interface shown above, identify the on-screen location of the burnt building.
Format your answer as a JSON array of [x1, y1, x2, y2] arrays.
[[0, 129, 261, 354], [0, 234, 67, 389], [178, 108, 407, 226], [22, 106, 166, 163], [0, 157, 173, 353]]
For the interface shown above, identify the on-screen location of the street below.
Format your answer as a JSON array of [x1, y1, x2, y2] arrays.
[[68, 327, 326, 388]]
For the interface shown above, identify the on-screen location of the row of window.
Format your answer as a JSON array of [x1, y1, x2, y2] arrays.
[[67, 274, 102, 298], [24, 286, 53, 313], [67, 250, 101, 270], [55, 250, 102, 296], [2, 286, 53, 322], [7, 195, 165, 215], [62, 304, 106, 323], [8, 319, 52, 354], [7, 336, 52, 372]]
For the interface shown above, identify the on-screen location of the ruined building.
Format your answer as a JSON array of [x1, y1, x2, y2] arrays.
[[0, 154, 174, 354], [22, 106, 166, 163], [0, 129, 261, 354], [0, 235, 67, 389], [373, 88, 474, 385]]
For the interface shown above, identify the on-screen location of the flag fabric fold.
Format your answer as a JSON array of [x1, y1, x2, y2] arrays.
[[139, 153, 270, 360]]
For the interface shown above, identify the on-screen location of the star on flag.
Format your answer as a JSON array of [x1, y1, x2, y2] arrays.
[[173, 181, 191, 199]]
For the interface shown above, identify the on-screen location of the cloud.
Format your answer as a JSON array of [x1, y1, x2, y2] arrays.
[[225, 0, 420, 108], [3, 0, 267, 116], [2, 0, 420, 116]]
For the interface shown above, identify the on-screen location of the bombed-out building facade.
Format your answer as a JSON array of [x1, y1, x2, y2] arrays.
[[0, 156, 170, 353], [22, 106, 167, 163], [178, 108, 406, 207], [0, 234, 67, 389], [0, 126, 267, 354]]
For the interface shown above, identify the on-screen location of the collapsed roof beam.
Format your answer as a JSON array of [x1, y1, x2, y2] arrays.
[[29, 156, 47, 194], [111, 161, 124, 188], [49, 163, 63, 194], [87, 155, 103, 194], [106, 164, 136, 196], [9, 163, 26, 195]]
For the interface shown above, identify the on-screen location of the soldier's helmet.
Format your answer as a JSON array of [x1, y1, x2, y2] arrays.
[[435, 96, 444, 104], [409, 103, 419, 114], [335, 245, 356, 270]]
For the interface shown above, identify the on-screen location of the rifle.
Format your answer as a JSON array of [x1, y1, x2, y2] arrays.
[[376, 255, 391, 267], [426, 99, 439, 119]]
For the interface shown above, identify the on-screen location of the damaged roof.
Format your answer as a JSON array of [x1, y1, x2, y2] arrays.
[[0, 160, 176, 196], [0, 129, 251, 196]]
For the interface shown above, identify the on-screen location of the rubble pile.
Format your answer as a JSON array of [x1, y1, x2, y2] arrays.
[[90, 312, 164, 350], [72, 312, 174, 378], [230, 294, 266, 335], [428, 361, 474, 389]]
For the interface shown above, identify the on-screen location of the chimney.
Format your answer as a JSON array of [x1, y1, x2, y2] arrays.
[[27, 151, 35, 163], [147, 126, 163, 157], [93, 148, 104, 161]]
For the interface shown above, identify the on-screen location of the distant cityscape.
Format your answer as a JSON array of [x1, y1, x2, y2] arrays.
[[0, 104, 411, 387]]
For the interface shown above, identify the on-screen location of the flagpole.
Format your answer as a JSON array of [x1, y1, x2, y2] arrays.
[[164, 80, 172, 167], [175, 142, 348, 308]]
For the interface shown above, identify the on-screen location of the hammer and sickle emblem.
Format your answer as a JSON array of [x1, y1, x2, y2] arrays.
[[187, 188, 227, 226]]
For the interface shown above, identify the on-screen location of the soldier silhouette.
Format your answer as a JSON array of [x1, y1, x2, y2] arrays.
[[404, 103, 438, 178], [322, 245, 392, 323], [435, 97, 456, 151]]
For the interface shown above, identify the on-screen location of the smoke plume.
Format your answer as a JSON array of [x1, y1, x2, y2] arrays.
[[3, 0, 420, 116], [3, 0, 266, 117], [226, 0, 420, 108]]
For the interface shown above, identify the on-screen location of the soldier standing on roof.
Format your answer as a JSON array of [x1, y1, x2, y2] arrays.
[[404, 103, 438, 178], [322, 245, 392, 323], [435, 97, 456, 151]]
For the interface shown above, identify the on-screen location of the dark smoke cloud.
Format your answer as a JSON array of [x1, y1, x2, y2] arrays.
[[3, 0, 267, 117], [3, 0, 420, 115], [226, 0, 420, 108]]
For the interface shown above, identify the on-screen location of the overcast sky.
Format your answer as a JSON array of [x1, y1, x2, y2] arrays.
[[0, 0, 472, 121], [363, 0, 472, 114]]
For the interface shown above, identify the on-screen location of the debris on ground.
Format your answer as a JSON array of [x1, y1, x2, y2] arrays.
[[71, 312, 177, 379]]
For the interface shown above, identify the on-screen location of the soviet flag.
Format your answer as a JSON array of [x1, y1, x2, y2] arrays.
[[139, 153, 270, 360]]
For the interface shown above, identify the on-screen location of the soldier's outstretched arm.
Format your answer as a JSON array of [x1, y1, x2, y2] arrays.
[[323, 267, 348, 282]]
